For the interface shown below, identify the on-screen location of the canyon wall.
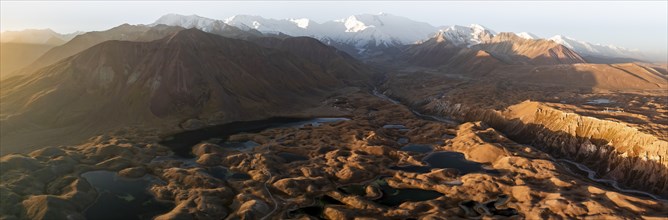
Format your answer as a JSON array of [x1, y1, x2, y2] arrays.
[[386, 91, 668, 197]]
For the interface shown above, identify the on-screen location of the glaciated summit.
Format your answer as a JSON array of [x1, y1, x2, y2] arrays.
[[151, 13, 649, 60]]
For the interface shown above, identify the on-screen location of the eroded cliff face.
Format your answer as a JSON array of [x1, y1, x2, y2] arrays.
[[417, 99, 668, 197]]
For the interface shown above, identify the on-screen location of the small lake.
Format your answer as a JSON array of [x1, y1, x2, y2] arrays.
[[400, 144, 433, 153], [425, 151, 498, 175], [277, 152, 309, 163], [391, 151, 499, 175], [586, 98, 613, 105], [82, 170, 173, 220], [287, 195, 344, 219], [159, 117, 349, 158], [150, 156, 198, 168], [338, 178, 444, 207], [202, 166, 252, 181], [389, 165, 433, 173], [375, 184, 443, 207]]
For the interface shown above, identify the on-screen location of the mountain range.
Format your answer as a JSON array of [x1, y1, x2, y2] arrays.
[[152, 13, 652, 61], [1, 12, 657, 80], [1, 12, 665, 152]]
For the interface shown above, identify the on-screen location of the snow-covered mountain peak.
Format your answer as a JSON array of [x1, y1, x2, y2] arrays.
[[469, 24, 496, 35], [153, 13, 217, 29], [222, 15, 312, 35], [289, 18, 312, 29], [223, 14, 265, 23], [436, 24, 495, 47], [548, 35, 646, 60], [548, 35, 591, 51], [223, 15, 264, 30], [549, 35, 574, 42], [342, 15, 372, 32], [148, 13, 648, 60], [516, 32, 540, 40]]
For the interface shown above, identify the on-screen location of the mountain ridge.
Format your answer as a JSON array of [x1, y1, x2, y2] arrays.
[[149, 13, 651, 61], [0, 28, 372, 153]]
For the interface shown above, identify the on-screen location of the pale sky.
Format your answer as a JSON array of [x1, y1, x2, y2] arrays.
[[1, 1, 667, 60]]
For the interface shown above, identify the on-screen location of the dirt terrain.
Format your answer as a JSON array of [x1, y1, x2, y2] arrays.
[[2, 90, 667, 220]]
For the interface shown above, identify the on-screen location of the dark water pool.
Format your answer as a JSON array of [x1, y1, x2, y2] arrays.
[[287, 195, 343, 219], [400, 144, 433, 153], [277, 152, 309, 163], [376, 186, 443, 207], [389, 165, 433, 173], [201, 166, 251, 181], [159, 117, 349, 158], [82, 171, 173, 220], [204, 166, 229, 179], [228, 173, 252, 181], [391, 151, 498, 175], [339, 184, 367, 197], [383, 124, 408, 129], [150, 156, 197, 168], [338, 178, 444, 207], [424, 151, 498, 175]]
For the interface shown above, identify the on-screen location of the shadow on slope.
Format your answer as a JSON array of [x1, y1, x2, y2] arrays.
[[0, 29, 373, 155]]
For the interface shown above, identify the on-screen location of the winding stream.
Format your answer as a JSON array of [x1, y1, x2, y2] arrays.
[[371, 87, 666, 201], [557, 159, 667, 201]]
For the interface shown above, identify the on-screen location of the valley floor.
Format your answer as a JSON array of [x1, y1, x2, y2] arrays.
[[2, 89, 667, 219]]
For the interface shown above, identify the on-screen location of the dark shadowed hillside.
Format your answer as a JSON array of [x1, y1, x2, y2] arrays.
[[0, 28, 372, 153]]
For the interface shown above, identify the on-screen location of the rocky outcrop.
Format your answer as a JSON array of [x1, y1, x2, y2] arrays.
[[273, 176, 332, 197], [472, 32, 586, 65], [421, 99, 668, 197], [398, 32, 586, 75], [22, 195, 84, 220], [0, 134, 170, 219]]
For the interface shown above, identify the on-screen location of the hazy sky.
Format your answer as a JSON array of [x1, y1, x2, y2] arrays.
[[2, 1, 667, 59]]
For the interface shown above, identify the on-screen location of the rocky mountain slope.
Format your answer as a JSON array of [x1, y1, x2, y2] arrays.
[[549, 35, 648, 62], [398, 32, 587, 74], [471, 32, 586, 65], [430, 99, 668, 195], [431, 24, 496, 47], [0, 28, 372, 154], [20, 24, 186, 75], [489, 63, 668, 90]]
